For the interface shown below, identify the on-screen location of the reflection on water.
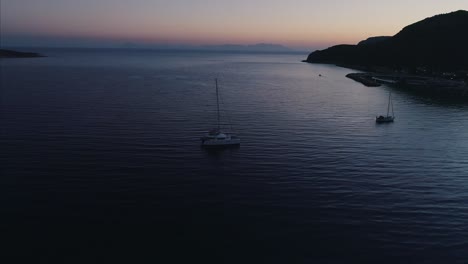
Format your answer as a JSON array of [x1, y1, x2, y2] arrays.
[[1, 48, 468, 262]]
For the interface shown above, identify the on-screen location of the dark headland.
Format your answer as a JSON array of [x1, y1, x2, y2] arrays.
[[304, 10, 468, 96], [0, 49, 44, 58]]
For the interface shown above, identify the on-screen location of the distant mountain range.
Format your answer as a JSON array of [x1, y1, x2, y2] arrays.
[[305, 10, 468, 71], [198, 43, 292, 52], [122, 43, 293, 52]]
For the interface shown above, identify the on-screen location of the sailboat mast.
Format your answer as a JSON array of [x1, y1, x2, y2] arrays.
[[387, 92, 391, 117], [216, 78, 220, 130]]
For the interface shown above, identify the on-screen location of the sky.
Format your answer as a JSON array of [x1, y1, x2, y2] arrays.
[[1, 0, 467, 50]]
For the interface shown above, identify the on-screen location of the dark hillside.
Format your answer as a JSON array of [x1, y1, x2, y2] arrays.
[[306, 10, 468, 71]]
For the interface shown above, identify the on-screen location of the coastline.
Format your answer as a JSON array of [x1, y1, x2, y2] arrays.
[[0, 49, 44, 58], [346, 72, 468, 97], [304, 60, 468, 97]]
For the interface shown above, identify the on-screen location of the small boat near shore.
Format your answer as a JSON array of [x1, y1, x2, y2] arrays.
[[376, 92, 395, 123], [201, 79, 240, 148]]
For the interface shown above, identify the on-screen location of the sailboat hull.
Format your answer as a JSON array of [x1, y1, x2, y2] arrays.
[[376, 116, 395, 123], [376, 92, 395, 123]]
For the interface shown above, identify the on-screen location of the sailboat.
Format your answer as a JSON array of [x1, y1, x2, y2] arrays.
[[376, 92, 395, 123], [201, 79, 240, 147]]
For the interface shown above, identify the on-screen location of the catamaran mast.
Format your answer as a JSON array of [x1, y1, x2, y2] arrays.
[[216, 78, 220, 130], [391, 93, 394, 117]]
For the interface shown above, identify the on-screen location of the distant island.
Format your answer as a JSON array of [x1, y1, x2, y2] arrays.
[[304, 10, 468, 96], [0, 49, 43, 58]]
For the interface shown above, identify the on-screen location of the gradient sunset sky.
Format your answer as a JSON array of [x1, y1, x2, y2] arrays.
[[1, 0, 467, 50]]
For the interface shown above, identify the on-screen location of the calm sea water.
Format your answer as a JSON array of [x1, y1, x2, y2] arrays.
[[1, 48, 468, 263]]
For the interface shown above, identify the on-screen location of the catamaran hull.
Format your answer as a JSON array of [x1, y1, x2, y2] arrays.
[[201, 79, 241, 148], [201, 139, 240, 148]]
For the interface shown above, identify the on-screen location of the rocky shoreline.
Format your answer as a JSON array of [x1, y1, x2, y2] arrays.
[[346, 72, 468, 97], [346, 73, 381, 87]]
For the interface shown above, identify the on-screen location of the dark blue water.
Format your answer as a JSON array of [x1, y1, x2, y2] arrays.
[[1, 48, 468, 263]]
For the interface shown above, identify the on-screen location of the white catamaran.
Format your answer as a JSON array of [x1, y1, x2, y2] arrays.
[[201, 79, 240, 147], [376, 92, 395, 123]]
